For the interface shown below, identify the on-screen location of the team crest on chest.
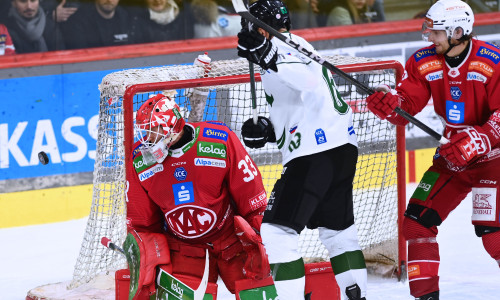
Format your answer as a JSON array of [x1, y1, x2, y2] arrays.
[[165, 205, 217, 238]]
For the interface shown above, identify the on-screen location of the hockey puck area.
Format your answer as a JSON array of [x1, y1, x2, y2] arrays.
[[38, 151, 49, 165]]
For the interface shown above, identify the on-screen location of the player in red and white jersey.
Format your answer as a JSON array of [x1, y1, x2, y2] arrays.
[[0, 24, 15, 55], [125, 94, 272, 297], [366, 0, 500, 299]]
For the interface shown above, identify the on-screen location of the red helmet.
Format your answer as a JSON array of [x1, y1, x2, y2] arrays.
[[135, 94, 185, 163]]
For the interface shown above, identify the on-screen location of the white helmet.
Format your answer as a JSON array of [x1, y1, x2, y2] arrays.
[[422, 0, 474, 41]]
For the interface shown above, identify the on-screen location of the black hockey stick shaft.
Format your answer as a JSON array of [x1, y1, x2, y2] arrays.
[[243, 0, 259, 125], [232, 0, 448, 144], [101, 237, 126, 256]]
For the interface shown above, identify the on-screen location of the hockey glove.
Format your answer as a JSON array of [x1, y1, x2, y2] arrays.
[[241, 116, 276, 149], [366, 91, 399, 120], [438, 126, 492, 167], [234, 215, 271, 280], [237, 29, 278, 72]]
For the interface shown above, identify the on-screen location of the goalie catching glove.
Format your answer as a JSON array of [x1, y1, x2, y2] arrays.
[[237, 28, 278, 72], [241, 116, 276, 149]]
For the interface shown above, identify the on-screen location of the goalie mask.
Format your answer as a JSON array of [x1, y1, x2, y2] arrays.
[[249, 0, 291, 31], [135, 94, 185, 164], [422, 0, 474, 42]]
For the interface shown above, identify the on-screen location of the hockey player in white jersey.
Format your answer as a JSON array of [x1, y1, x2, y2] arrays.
[[236, 0, 368, 299]]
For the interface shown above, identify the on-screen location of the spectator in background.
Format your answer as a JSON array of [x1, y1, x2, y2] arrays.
[[0, 23, 16, 55], [5, 0, 65, 53], [326, 0, 373, 26], [129, 0, 194, 42], [190, 0, 240, 38], [63, 0, 146, 49], [285, 0, 317, 29], [40, 0, 79, 23]]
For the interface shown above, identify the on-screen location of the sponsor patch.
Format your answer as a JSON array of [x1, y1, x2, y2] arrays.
[[467, 72, 487, 83], [418, 60, 442, 75], [414, 48, 436, 62], [249, 190, 267, 210], [315, 128, 327, 145], [203, 128, 228, 141], [471, 187, 497, 222], [450, 86, 462, 100], [138, 164, 164, 181], [132, 144, 144, 159], [425, 71, 443, 81], [412, 171, 440, 201], [469, 61, 494, 77], [407, 264, 420, 278], [133, 155, 156, 173], [194, 157, 226, 168], [165, 204, 217, 238], [174, 167, 187, 181], [197, 141, 227, 159], [172, 182, 195, 205], [446, 100, 465, 124], [477, 46, 500, 64]]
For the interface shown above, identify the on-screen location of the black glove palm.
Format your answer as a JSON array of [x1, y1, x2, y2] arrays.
[[237, 29, 278, 72], [241, 116, 276, 149]]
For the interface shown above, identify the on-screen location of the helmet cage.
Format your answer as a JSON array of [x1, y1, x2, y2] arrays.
[[134, 95, 185, 163]]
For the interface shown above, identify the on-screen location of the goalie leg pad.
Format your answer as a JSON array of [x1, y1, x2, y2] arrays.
[[481, 230, 500, 266], [235, 277, 278, 300], [403, 218, 440, 298], [123, 231, 171, 300]]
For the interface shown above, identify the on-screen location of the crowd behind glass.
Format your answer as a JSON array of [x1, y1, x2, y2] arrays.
[[0, 0, 499, 55]]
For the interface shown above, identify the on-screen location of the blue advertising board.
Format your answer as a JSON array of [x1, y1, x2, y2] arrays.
[[0, 68, 217, 181]]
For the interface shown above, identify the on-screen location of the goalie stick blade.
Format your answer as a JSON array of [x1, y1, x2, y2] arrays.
[[156, 249, 209, 300], [231, 0, 446, 144]]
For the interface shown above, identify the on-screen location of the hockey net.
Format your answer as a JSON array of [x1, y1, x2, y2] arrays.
[[65, 55, 406, 292]]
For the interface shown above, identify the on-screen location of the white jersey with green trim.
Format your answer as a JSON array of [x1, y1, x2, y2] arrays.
[[260, 32, 358, 165]]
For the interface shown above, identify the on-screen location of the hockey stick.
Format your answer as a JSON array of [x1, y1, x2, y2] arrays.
[[232, 0, 449, 144], [101, 237, 209, 300], [243, 0, 259, 125]]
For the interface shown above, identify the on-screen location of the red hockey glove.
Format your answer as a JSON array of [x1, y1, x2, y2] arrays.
[[438, 126, 492, 167], [234, 215, 271, 281], [366, 91, 399, 120]]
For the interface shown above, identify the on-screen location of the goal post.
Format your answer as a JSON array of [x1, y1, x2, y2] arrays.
[[31, 55, 407, 299]]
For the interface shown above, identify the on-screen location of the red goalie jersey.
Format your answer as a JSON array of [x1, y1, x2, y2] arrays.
[[126, 121, 267, 244]]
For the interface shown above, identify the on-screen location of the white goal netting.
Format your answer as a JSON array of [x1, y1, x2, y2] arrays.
[[68, 55, 406, 290]]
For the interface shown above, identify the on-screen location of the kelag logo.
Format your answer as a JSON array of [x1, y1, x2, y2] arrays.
[[174, 167, 187, 181], [197, 141, 227, 159], [446, 100, 465, 124]]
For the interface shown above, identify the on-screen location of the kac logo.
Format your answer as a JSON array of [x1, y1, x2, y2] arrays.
[[174, 167, 187, 181], [172, 182, 195, 205], [450, 86, 462, 100], [446, 100, 465, 124]]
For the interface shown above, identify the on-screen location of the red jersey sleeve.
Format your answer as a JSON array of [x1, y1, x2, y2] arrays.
[[0, 24, 15, 55], [388, 50, 433, 125], [225, 130, 267, 229], [126, 143, 164, 233]]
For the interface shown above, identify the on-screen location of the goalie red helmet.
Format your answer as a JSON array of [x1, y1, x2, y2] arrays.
[[249, 0, 291, 31], [422, 0, 474, 42], [135, 94, 185, 163]]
